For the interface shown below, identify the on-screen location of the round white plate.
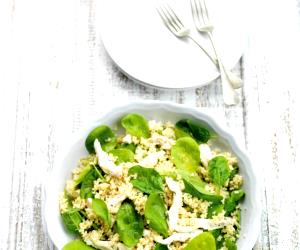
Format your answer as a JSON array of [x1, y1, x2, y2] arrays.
[[98, 0, 247, 89]]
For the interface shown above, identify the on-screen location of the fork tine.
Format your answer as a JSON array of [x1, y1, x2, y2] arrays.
[[165, 3, 184, 28], [161, 4, 182, 30], [156, 5, 179, 35], [190, 0, 203, 28], [198, 0, 210, 24]]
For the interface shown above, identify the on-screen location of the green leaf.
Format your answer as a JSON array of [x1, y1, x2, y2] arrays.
[[145, 192, 168, 237], [61, 209, 82, 234], [225, 238, 237, 250], [208, 156, 230, 187], [85, 125, 117, 153], [154, 243, 168, 250], [74, 165, 93, 187], [116, 202, 144, 247], [224, 189, 245, 216], [128, 166, 164, 194], [171, 137, 200, 173], [229, 162, 239, 180], [180, 171, 222, 203], [92, 198, 111, 227], [211, 229, 224, 249], [175, 119, 213, 143], [184, 232, 216, 250], [62, 240, 95, 250], [121, 113, 150, 138], [80, 168, 103, 199], [207, 203, 224, 219], [110, 148, 135, 165], [117, 143, 137, 153]]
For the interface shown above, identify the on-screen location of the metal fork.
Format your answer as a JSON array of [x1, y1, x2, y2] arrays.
[[190, 0, 242, 89], [157, 3, 238, 105]]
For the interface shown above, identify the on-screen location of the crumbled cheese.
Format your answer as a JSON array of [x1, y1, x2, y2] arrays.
[[94, 139, 123, 177], [122, 134, 132, 144], [138, 151, 165, 168], [199, 144, 214, 167]]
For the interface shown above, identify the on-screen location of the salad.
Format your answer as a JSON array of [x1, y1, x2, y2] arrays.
[[59, 113, 245, 250]]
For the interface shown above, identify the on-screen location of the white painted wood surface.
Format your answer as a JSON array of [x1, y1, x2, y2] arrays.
[[1, 0, 300, 249]]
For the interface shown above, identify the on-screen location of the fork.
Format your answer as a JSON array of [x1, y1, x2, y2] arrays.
[[156, 3, 238, 105], [190, 0, 242, 89]]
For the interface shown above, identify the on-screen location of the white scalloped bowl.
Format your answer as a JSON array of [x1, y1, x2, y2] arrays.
[[45, 101, 260, 250]]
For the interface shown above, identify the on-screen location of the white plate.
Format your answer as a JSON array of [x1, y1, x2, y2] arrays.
[[97, 0, 248, 89], [45, 101, 260, 249]]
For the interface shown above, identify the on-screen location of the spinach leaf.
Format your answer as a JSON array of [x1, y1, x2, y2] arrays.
[[154, 243, 168, 250], [116, 201, 144, 247], [211, 229, 224, 249], [74, 165, 93, 187], [110, 148, 135, 165], [145, 192, 168, 237], [61, 209, 82, 234], [117, 143, 137, 153], [80, 168, 103, 199], [121, 113, 150, 139], [225, 238, 237, 250], [224, 189, 245, 216], [128, 166, 164, 194], [180, 171, 222, 203], [62, 240, 95, 250], [207, 203, 224, 219], [208, 156, 230, 187], [171, 137, 200, 173], [184, 232, 216, 250], [92, 198, 111, 227], [175, 119, 213, 143], [85, 125, 117, 153], [229, 162, 239, 180]]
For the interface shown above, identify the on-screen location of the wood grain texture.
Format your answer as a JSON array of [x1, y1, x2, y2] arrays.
[[0, 0, 300, 249]]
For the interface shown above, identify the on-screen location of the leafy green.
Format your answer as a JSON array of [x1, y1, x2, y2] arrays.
[[180, 171, 222, 203], [154, 243, 168, 250], [145, 192, 168, 237], [73, 165, 93, 187], [225, 238, 237, 250], [207, 203, 224, 219], [92, 198, 111, 227], [110, 148, 135, 165], [128, 166, 164, 194], [61, 209, 82, 234], [62, 240, 95, 250], [175, 119, 213, 143], [85, 125, 117, 153], [121, 113, 150, 139], [116, 201, 144, 247], [171, 137, 200, 173], [117, 143, 137, 153], [224, 189, 245, 216], [80, 168, 103, 199], [184, 232, 216, 250], [208, 156, 230, 187], [211, 229, 224, 249], [229, 162, 239, 180]]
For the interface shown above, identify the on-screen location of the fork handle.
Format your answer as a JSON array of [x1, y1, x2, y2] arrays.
[[219, 61, 239, 105], [207, 32, 242, 89]]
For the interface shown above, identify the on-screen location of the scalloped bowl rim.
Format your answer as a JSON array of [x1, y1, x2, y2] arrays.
[[45, 100, 261, 250]]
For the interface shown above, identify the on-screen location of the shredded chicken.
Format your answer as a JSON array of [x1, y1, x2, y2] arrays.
[[94, 139, 123, 177], [165, 177, 182, 231], [155, 230, 202, 245]]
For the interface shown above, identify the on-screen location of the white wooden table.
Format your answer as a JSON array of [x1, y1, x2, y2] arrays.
[[1, 0, 300, 249]]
